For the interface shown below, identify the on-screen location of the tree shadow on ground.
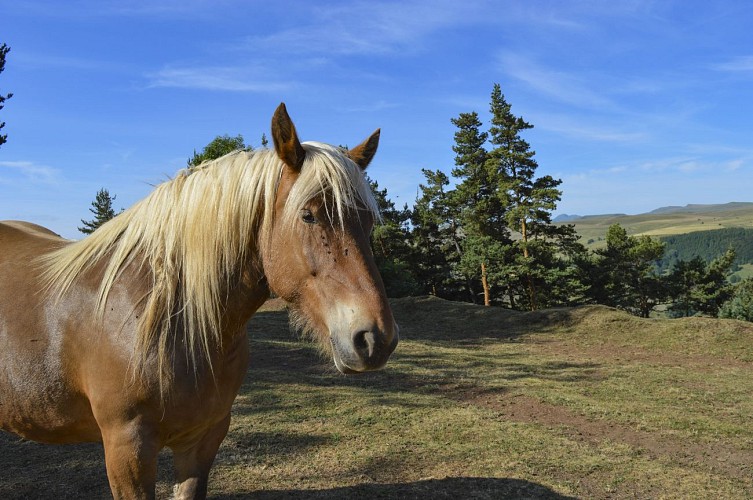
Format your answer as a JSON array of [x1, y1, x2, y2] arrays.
[[212, 476, 576, 499], [249, 296, 601, 348], [387, 296, 579, 342], [238, 306, 601, 419]]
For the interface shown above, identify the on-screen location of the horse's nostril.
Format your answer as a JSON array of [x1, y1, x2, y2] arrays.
[[352, 329, 377, 359]]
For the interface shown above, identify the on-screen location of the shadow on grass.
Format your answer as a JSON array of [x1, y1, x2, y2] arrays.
[[212, 476, 576, 499], [239, 307, 601, 418], [248, 295, 598, 348], [1, 434, 575, 500], [220, 430, 333, 464], [0, 434, 108, 499], [0, 432, 179, 499], [387, 296, 579, 342]]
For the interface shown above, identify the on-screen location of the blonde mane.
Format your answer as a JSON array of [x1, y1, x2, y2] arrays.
[[40, 143, 379, 391]]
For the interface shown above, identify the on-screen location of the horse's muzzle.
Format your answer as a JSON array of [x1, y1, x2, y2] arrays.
[[331, 323, 399, 374]]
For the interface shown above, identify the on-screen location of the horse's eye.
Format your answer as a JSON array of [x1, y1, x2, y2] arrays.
[[301, 210, 317, 225]]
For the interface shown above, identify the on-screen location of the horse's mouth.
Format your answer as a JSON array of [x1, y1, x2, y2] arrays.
[[329, 336, 356, 374], [332, 351, 359, 374]]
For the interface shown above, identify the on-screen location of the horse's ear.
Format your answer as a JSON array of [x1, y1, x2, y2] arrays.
[[347, 129, 380, 170], [271, 102, 306, 172]]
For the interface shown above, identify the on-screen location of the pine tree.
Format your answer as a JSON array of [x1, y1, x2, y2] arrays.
[[450, 112, 496, 235], [450, 111, 509, 305], [590, 224, 667, 317], [411, 84, 585, 308], [486, 83, 570, 310], [412, 168, 466, 299], [367, 176, 419, 297], [79, 188, 121, 235], [0, 43, 13, 148], [719, 278, 753, 322], [668, 249, 736, 317]]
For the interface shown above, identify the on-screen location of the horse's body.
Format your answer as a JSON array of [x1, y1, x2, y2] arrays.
[[0, 104, 397, 499]]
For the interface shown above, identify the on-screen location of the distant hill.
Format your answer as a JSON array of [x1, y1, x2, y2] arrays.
[[553, 213, 631, 222], [648, 202, 753, 215], [552, 214, 582, 222], [557, 202, 753, 247], [558, 202, 753, 279]]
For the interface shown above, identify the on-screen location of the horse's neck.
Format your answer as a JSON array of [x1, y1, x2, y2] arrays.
[[217, 264, 271, 342]]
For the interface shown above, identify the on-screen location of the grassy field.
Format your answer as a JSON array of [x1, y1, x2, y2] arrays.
[[561, 203, 753, 249], [2, 296, 753, 498]]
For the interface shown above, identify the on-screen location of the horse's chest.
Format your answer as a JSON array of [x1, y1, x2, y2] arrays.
[[161, 338, 249, 443]]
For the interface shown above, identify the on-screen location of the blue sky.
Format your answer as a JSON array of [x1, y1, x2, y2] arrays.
[[2, 0, 753, 239]]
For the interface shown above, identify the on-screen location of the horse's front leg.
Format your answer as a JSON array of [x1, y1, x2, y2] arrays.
[[171, 413, 231, 500], [100, 419, 160, 499]]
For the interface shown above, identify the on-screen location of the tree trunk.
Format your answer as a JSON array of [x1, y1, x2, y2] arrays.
[[521, 217, 537, 310], [466, 278, 478, 304], [481, 262, 490, 306], [450, 220, 477, 304]]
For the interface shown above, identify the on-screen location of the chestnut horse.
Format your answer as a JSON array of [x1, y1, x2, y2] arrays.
[[0, 104, 398, 499]]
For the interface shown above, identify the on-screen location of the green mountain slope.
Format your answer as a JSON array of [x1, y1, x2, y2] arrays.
[[559, 202, 753, 248]]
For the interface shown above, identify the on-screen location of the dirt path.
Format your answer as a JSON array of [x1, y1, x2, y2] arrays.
[[461, 390, 752, 480]]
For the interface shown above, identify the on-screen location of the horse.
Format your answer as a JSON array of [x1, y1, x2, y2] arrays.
[[0, 103, 398, 499]]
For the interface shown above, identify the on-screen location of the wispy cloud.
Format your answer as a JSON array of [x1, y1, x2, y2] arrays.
[[146, 66, 292, 92], [639, 157, 749, 174], [579, 156, 749, 178], [241, 0, 491, 57], [0, 161, 61, 184], [537, 114, 647, 143], [147, 1, 491, 93], [713, 55, 753, 72], [105, 0, 216, 17], [496, 52, 615, 110], [337, 100, 399, 113]]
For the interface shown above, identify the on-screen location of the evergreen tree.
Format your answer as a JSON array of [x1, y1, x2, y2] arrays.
[[658, 227, 753, 274], [260, 133, 269, 148], [719, 278, 753, 322], [667, 249, 736, 317], [457, 233, 507, 306], [450, 110, 508, 305], [511, 231, 590, 309], [0, 43, 13, 148], [367, 176, 419, 297], [410, 84, 585, 309], [589, 224, 667, 317], [188, 134, 250, 167], [450, 111, 500, 236], [485, 83, 572, 310], [79, 188, 121, 235], [411, 168, 466, 300]]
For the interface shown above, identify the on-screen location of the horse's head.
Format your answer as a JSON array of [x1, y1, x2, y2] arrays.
[[261, 103, 398, 374]]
